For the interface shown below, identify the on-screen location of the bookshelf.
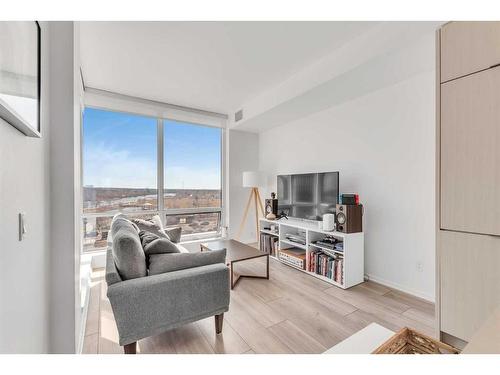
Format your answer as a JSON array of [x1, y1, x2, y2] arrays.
[[280, 238, 307, 250], [260, 229, 279, 237], [259, 217, 364, 289]]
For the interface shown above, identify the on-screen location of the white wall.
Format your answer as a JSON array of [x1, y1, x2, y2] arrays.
[[0, 22, 51, 353], [48, 21, 82, 353], [227, 129, 260, 244], [259, 65, 435, 300], [0, 21, 82, 355], [233, 22, 441, 132]]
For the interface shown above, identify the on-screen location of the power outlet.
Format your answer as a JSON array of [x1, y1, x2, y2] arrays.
[[416, 261, 423, 273]]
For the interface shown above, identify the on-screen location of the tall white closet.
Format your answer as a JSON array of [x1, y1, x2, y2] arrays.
[[437, 22, 500, 345]]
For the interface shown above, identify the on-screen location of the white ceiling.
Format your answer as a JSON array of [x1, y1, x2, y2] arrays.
[[79, 21, 379, 114]]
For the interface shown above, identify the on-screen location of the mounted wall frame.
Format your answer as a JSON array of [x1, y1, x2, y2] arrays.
[[0, 21, 41, 137]]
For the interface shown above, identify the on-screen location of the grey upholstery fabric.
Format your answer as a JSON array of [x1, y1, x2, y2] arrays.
[[138, 230, 159, 248], [144, 238, 180, 257], [105, 248, 122, 286], [148, 249, 226, 276], [111, 218, 147, 280], [139, 230, 181, 257], [132, 218, 168, 239], [110, 214, 139, 240], [110, 215, 139, 236], [132, 216, 182, 243], [107, 263, 230, 345], [164, 227, 182, 243], [105, 214, 229, 347]]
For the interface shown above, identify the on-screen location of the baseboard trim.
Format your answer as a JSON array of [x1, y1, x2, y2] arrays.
[[441, 331, 468, 350], [77, 273, 91, 354], [364, 273, 435, 303]]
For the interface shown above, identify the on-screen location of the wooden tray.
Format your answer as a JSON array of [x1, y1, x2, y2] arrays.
[[373, 327, 460, 354]]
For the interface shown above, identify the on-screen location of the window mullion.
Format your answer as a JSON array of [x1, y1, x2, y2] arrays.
[[157, 118, 165, 223]]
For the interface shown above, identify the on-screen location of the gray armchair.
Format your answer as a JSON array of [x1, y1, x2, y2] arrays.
[[105, 216, 230, 354]]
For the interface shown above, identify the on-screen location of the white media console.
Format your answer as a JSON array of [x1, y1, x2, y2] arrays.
[[259, 217, 364, 289]]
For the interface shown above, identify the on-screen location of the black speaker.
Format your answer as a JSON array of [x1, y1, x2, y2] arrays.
[[335, 204, 363, 233]]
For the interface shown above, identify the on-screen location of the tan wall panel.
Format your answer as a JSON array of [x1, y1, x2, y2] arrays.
[[440, 230, 500, 341], [441, 21, 500, 82], [440, 67, 500, 236]]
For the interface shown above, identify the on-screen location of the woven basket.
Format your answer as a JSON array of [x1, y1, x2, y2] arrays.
[[373, 327, 460, 354]]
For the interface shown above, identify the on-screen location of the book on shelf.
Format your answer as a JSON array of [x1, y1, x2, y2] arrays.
[[260, 233, 279, 256], [308, 250, 343, 285], [279, 247, 306, 270]]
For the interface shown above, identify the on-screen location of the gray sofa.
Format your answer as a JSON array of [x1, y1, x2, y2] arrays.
[[105, 215, 230, 354]]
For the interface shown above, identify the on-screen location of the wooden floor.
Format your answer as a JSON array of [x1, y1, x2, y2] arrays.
[[82, 253, 435, 354]]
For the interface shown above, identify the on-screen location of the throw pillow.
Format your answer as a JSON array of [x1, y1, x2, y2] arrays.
[[144, 238, 180, 256], [138, 230, 159, 248], [150, 215, 164, 230], [148, 249, 227, 275], [151, 215, 182, 242], [132, 217, 182, 243], [132, 218, 166, 238], [164, 227, 182, 243], [138, 230, 180, 256]]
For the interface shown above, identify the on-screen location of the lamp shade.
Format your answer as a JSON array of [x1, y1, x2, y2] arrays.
[[242, 171, 264, 188]]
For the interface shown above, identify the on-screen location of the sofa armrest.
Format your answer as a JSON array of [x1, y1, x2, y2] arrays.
[[105, 248, 122, 286], [107, 263, 230, 345]]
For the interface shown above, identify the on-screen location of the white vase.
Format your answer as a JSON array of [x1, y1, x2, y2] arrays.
[[322, 214, 335, 231]]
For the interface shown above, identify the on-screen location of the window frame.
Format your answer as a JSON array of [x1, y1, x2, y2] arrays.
[[161, 117, 225, 241], [81, 104, 226, 253]]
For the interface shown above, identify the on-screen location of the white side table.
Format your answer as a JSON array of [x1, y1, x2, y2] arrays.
[[323, 323, 394, 354]]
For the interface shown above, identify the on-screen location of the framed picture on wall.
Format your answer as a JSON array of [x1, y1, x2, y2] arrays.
[[0, 21, 41, 137]]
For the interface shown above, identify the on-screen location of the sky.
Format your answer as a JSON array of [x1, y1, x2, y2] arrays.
[[82, 107, 221, 189]]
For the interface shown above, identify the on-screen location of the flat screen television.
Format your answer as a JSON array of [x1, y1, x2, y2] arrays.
[[277, 172, 339, 221]]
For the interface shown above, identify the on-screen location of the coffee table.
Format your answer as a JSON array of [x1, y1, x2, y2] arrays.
[[200, 239, 269, 289]]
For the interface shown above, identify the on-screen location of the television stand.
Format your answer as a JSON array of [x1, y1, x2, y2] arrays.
[[259, 217, 364, 289]]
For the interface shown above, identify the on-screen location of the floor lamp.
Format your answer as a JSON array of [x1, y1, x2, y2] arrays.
[[237, 171, 265, 242]]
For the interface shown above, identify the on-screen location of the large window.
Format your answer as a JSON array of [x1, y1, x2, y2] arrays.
[[163, 120, 222, 235], [82, 108, 223, 252]]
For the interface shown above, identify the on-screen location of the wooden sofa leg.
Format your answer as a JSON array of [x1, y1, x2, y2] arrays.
[[124, 342, 137, 354], [215, 313, 224, 334]]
